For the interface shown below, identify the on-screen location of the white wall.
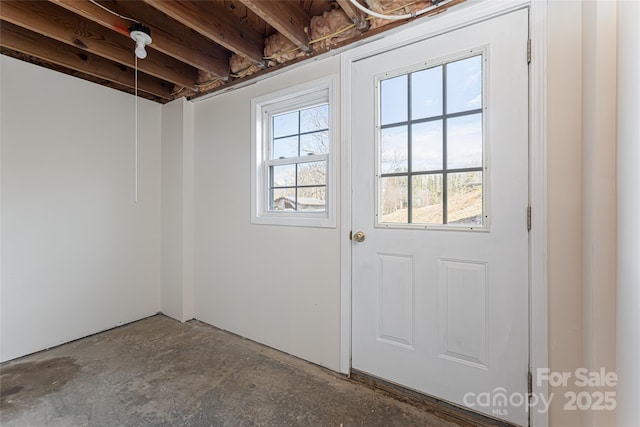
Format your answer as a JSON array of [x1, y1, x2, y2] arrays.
[[580, 2, 617, 426], [546, 1, 619, 425], [0, 56, 162, 362], [161, 97, 195, 322], [616, 1, 640, 425], [194, 56, 342, 371]]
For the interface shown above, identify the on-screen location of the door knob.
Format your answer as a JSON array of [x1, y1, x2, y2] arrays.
[[352, 231, 366, 242]]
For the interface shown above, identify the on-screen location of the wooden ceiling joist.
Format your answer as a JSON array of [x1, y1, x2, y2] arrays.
[[0, 21, 172, 99], [0, 1, 197, 89], [238, 0, 310, 51], [142, 0, 266, 66], [336, 0, 369, 30], [49, 0, 230, 80], [0, 0, 465, 102]]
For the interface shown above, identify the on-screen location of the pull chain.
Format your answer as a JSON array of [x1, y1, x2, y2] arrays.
[[134, 54, 139, 203]]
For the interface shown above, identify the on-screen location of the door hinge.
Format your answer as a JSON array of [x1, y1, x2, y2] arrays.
[[527, 206, 532, 231], [528, 370, 533, 394], [527, 39, 532, 64]]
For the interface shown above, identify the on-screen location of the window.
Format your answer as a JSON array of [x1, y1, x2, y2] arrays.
[[376, 51, 487, 229], [251, 76, 336, 227]]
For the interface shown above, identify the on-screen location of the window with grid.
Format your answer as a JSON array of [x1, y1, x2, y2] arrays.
[[269, 103, 329, 212], [251, 77, 336, 227], [377, 53, 486, 229]]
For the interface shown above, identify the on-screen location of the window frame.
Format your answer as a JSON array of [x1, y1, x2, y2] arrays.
[[374, 47, 490, 231], [251, 76, 337, 228]]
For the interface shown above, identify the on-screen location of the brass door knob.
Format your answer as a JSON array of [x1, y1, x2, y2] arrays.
[[353, 231, 366, 242]]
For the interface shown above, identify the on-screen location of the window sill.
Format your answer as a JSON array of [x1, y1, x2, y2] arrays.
[[251, 212, 336, 228]]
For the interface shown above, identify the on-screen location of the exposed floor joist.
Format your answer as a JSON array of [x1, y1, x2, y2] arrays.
[[336, 0, 369, 30], [0, 0, 466, 103], [0, 21, 172, 100], [50, 0, 230, 80], [142, 0, 266, 66], [238, 0, 311, 52], [1, 1, 197, 89]]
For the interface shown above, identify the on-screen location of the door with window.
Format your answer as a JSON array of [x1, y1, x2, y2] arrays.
[[351, 10, 529, 425]]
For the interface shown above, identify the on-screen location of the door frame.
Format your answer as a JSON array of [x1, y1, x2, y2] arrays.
[[339, 1, 549, 426]]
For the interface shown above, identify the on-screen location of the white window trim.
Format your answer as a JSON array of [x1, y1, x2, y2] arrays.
[[251, 75, 337, 228]]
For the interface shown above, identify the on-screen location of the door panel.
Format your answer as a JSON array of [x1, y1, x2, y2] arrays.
[[351, 10, 529, 426]]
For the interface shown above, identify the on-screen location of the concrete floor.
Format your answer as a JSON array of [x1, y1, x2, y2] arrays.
[[1, 315, 483, 426]]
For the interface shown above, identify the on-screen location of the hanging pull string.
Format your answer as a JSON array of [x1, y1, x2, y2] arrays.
[[88, 0, 139, 23], [90, 0, 140, 202], [134, 54, 139, 203]]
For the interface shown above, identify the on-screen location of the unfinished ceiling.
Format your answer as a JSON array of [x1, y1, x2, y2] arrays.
[[0, 0, 465, 103]]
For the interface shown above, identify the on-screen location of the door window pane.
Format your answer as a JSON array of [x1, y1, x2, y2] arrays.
[[447, 171, 483, 225], [412, 174, 443, 224], [446, 56, 482, 114], [411, 66, 443, 120], [377, 53, 484, 227], [412, 121, 443, 172], [381, 126, 408, 173], [381, 75, 408, 125], [381, 176, 408, 223], [447, 114, 483, 169]]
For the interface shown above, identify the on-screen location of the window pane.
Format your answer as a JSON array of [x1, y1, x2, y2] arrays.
[[446, 55, 482, 114], [380, 126, 408, 173], [381, 75, 408, 125], [411, 66, 442, 120], [412, 174, 443, 224], [298, 187, 326, 211], [412, 121, 443, 172], [300, 131, 328, 156], [271, 188, 296, 211], [271, 164, 296, 187], [273, 136, 298, 159], [297, 161, 326, 186], [447, 114, 482, 169], [273, 111, 298, 138], [300, 104, 329, 133], [447, 171, 483, 225], [380, 176, 408, 223]]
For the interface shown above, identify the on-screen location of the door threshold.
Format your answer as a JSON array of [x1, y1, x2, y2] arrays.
[[350, 370, 521, 427]]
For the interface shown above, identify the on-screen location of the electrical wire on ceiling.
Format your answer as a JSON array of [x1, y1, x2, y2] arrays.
[[121, 0, 454, 89], [348, 0, 452, 21], [88, 0, 139, 23], [259, 0, 451, 65]]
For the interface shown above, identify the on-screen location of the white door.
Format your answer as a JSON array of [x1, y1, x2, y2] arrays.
[[351, 9, 529, 426]]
